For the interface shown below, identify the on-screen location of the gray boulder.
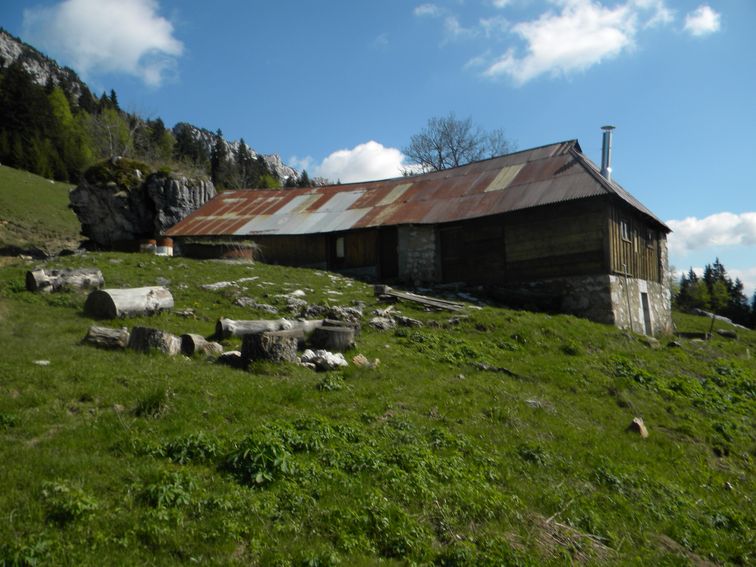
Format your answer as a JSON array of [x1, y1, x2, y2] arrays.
[[69, 158, 215, 248]]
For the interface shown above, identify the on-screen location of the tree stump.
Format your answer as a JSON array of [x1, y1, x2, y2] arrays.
[[84, 287, 174, 319], [241, 330, 300, 363], [26, 268, 104, 293], [309, 326, 355, 352], [180, 333, 223, 357], [82, 325, 129, 349], [128, 326, 181, 355]]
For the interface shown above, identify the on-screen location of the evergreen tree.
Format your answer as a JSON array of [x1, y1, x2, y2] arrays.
[[298, 170, 311, 187], [235, 138, 255, 187], [109, 89, 120, 111], [210, 129, 229, 186]]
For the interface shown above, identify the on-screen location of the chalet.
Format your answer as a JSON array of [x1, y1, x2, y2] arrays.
[[167, 129, 673, 335]]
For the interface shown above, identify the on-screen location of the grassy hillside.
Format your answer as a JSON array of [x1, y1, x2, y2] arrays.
[[0, 253, 753, 565], [0, 165, 79, 253]]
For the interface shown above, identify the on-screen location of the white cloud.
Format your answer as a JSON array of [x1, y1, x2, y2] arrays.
[[22, 0, 183, 87], [666, 212, 756, 254], [480, 16, 510, 37], [683, 4, 721, 37], [444, 16, 478, 39], [491, 0, 513, 7], [311, 141, 409, 184], [414, 3, 443, 18], [482, 0, 674, 84]]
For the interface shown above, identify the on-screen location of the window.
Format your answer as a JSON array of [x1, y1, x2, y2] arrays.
[[646, 229, 655, 248], [335, 236, 345, 258], [620, 220, 630, 242]]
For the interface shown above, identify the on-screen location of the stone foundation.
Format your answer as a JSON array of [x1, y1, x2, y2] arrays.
[[499, 273, 672, 336]]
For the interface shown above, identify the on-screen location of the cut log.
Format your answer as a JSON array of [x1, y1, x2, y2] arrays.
[[180, 333, 223, 357], [241, 330, 300, 363], [84, 287, 174, 319], [215, 317, 323, 339], [322, 318, 361, 337], [83, 325, 130, 349], [309, 326, 355, 352], [128, 326, 181, 355], [26, 268, 104, 293]]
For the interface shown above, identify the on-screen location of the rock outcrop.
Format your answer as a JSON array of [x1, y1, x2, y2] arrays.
[[69, 158, 215, 248]]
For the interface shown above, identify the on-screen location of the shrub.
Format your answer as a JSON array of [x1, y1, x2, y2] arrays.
[[140, 470, 196, 509], [224, 432, 294, 486], [163, 432, 222, 464], [41, 481, 97, 524], [134, 386, 171, 418]]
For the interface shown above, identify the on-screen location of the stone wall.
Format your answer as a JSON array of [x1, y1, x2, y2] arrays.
[[397, 225, 439, 284], [609, 275, 673, 335], [495, 272, 673, 336]]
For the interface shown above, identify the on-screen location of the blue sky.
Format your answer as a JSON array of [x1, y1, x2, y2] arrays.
[[2, 0, 754, 294]]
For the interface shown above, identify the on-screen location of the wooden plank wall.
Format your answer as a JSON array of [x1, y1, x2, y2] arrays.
[[607, 204, 661, 282], [254, 235, 327, 266], [503, 199, 607, 281], [440, 220, 506, 283], [342, 229, 378, 269]]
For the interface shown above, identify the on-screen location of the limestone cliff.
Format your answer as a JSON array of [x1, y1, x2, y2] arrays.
[[69, 158, 215, 248]]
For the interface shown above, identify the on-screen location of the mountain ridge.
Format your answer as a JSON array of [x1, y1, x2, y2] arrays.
[[0, 27, 299, 183]]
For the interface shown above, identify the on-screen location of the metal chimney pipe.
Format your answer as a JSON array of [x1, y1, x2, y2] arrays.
[[600, 125, 615, 181]]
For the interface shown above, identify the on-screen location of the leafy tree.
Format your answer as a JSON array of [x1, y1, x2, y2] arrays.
[[403, 113, 513, 173]]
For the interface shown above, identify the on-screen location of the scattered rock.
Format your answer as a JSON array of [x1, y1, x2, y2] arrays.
[[352, 353, 380, 369], [667, 340, 682, 348], [394, 315, 423, 327], [288, 297, 309, 313], [201, 281, 237, 291], [112, 404, 125, 413], [326, 305, 363, 324], [234, 297, 279, 314], [32, 360, 50, 366], [370, 316, 396, 330], [627, 417, 649, 438], [155, 277, 171, 287], [716, 329, 737, 339], [643, 337, 661, 349], [301, 349, 348, 371], [175, 308, 196, 318]]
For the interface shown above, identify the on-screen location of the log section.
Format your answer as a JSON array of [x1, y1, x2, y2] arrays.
[[26, 268, 104, 293], [84, 287, 174, 319]]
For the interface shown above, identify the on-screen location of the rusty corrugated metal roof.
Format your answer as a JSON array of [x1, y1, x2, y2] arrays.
[[167, 140, 669, 237]]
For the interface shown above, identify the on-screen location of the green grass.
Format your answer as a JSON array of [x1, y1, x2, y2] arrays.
[[0, 252, 753, 565], [0, 165, 79, 252]]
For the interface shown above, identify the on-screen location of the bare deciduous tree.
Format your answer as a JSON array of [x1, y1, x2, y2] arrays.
[[403, 113, 514, 173]]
